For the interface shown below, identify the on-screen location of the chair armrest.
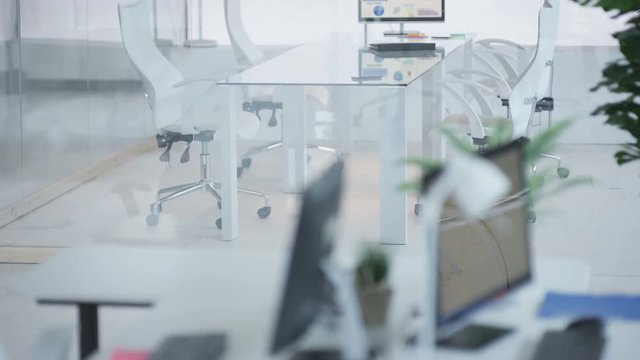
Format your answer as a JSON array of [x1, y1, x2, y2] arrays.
[[439, 81, 487, 140], [172, 78, 216, 88], [444, 77, 500, 97], [443, 77, 498, 118], [172, 65, 246, 88], [474, 49, 519, 85], [476, 38, 525, 51], [447, 68, 511, 93], [476, 48, 518, 62]]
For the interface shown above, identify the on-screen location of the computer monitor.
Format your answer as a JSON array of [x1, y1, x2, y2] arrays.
[[359, 0, 445, 23], [423, 139, 532, 348], [270, 160, 345, 355]]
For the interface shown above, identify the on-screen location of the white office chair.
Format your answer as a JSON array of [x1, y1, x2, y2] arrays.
[[448, 0, 559, 109], [224, 0, 337, 175], [118, 0, 271, 228], [442, 0, 568, 178]]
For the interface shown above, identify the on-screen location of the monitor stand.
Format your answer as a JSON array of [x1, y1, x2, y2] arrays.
[[437, 323, 513, 350], [383, 23, 421, 37], [291, 262, 370, 360]]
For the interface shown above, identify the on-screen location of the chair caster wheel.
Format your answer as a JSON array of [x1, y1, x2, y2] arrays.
[[217, 201, 222, 210], [557, 167, 570, 179], [257, 206, 271, 219], [237, 167, 244, 178], [268, 118, 278, 127], [414, 203, 422, 216], [215, 218, 222, 229], [146, 214, 159, 226], [528, 210, 537, 223], [241, 158, 252, 168], [150, 203, 162, 214]]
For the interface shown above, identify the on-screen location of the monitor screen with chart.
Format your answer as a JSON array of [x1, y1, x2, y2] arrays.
[[359, 0, 445, 22]]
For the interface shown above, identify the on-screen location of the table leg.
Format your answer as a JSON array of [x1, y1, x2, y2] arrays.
[[379, 87, 408, 245], [220, 86, 239, 241], [422, 63, 445, 161], [331, 86, 353, 155], [78, 303, 99, 359], [282, 86, 307, 193]]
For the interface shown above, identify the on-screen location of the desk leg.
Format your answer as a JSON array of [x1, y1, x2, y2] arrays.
[[78, 304, 98, 359], [282, 86, 307, 193], [220, 86, 239, 241], [422, 64, 444, 161], [379, 87, 408, 245], [331, 86, 353, 155]]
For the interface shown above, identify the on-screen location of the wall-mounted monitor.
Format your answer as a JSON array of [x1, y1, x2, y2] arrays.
[[359, 0, 445, 23]]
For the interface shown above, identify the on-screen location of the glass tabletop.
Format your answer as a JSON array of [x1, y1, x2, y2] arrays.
[[219, 33, 468, 87]]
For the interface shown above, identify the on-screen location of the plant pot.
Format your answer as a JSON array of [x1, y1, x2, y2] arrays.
[[356, 283, 392, 328]]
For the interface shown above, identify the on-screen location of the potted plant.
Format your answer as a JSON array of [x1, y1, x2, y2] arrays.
[[355, 245, 392, 328], [574, 0, 640, 165]]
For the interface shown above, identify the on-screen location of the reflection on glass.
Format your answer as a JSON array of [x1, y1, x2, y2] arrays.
[[0, 0, 22, 209], [357, 49, 444, 85], [438, 142, 531, 324]]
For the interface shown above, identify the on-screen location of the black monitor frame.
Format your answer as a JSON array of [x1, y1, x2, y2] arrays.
[[422, 138, 532, 327], [358, 0, 446, 23], [270, 160, 345, 355]]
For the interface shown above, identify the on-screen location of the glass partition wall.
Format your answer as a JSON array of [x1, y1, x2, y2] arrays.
[[0, 0, 630, 226], [0, 0, 186, 216], [0, 0, 22, 210]]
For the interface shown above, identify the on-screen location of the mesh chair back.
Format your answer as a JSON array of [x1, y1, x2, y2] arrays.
[[225, 0, 265, 67], [118, 0, 184, 131], [510, 1, 559, 138]]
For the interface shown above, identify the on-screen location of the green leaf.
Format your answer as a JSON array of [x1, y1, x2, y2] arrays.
[[438, 126, 475, 154], [486, 118, 513, 148], [573, 0, 640, 166], [524, 121, 573, 163]]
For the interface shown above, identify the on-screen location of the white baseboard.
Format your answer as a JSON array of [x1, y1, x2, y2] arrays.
[[0, 138, 156, 229]]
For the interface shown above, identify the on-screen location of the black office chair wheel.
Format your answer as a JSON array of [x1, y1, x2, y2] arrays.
[[215, 218, 222, 229], [414, 203, 423, 216], [237, 167, 244, 178], [268, 117, 278, 127], [241, 158, 252, 169], [217, 201, 222, 210], [146, 213, 159, 226], [557, 167, 570, 179], [527, 210, 537, 223], [257, 206, 272, 219]]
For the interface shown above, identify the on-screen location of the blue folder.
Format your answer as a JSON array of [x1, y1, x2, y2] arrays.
[[538, 292, 640, 320]]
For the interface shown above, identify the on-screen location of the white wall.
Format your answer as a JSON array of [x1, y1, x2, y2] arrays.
[[0, 0, 15, 41], [19, 0, 185, 42], [201, 0, 627, 46], [14, 0, 630, 46]]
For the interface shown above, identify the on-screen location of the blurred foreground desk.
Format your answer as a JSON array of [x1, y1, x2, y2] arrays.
[[8, 247, 283, 359], [81, 254, 638, 360], [217, 33, 471, 243]]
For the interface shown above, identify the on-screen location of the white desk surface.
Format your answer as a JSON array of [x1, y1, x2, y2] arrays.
[[35, 247, 630, 360], [7, 246, 284, 306], [219, 33, 468, 87]]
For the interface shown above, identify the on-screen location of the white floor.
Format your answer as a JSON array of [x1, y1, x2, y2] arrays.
[[0, 137, 639, 359]]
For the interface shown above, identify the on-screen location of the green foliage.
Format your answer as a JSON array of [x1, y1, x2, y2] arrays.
[[356, 246, 389, 288], [402, 120, 587, 205], [574, 0, 640, 165]]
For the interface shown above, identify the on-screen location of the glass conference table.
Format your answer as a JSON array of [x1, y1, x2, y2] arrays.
[[217, 33, 471, 243]]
